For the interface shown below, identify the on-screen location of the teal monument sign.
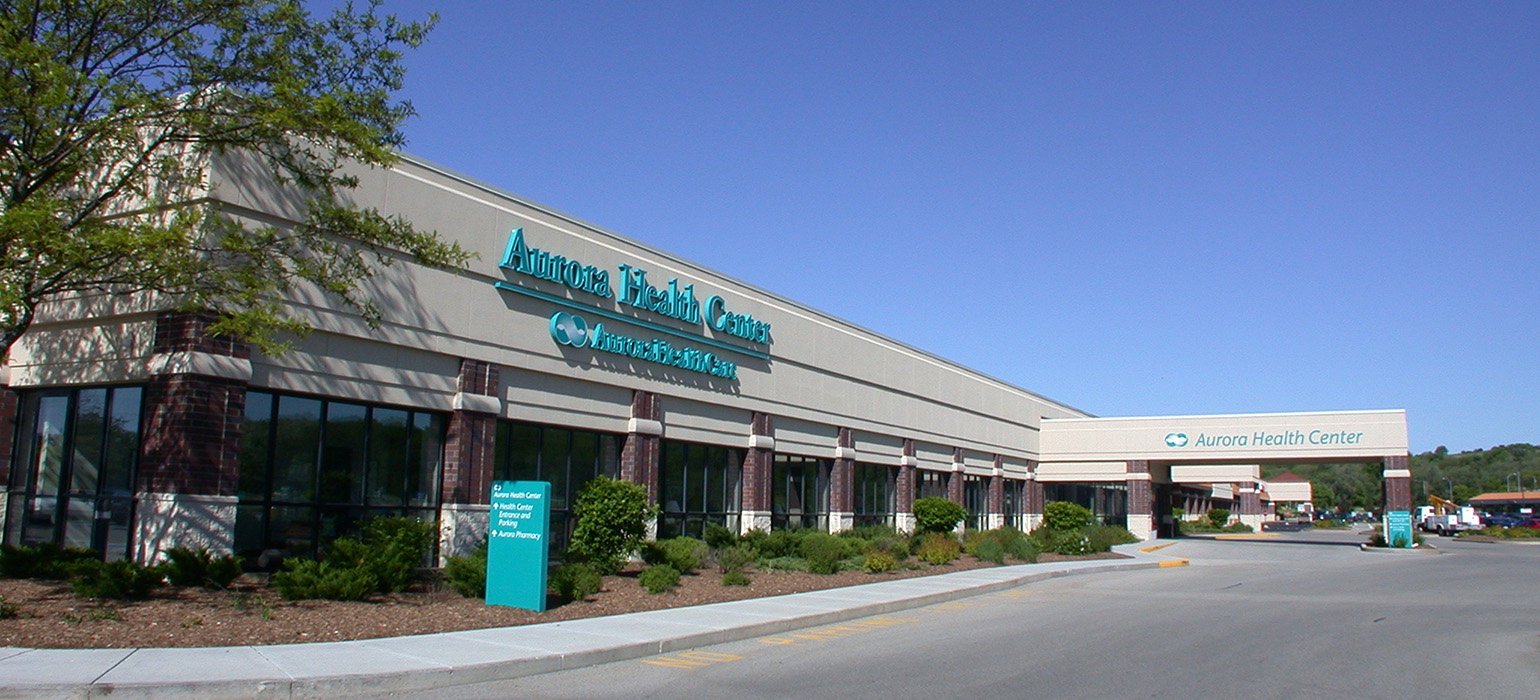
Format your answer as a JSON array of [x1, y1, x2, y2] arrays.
[[486, 480, 551, 611]]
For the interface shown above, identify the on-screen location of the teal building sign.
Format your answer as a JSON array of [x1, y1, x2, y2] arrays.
[[486, 480, 551, 611], [1385, 510, 1414, 549]]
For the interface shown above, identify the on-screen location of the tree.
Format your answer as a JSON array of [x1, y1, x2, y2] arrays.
[[566, 477, 656, 575], [912, 496, 966, 534], [0, 0, 470, 359]]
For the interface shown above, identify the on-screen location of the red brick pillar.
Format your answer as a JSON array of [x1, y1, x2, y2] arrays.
[[987, 456, 1005, 530], [439, 358, 501, 561], [1382, 454, 1413, 513], [1025, 459, 1044, 531], [136, 312, 251, 562], [739, 412, 775, 535], [620, 391, 663, 536], [0, 378, 17, 493], [895, 439, 917, 533], [947, 448, 966, 505], [1126, 459, 1154, 541], [829, 428, 856, 532]]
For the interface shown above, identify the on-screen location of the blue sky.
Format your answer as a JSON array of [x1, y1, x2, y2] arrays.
[[391, 2, 1537, 454]]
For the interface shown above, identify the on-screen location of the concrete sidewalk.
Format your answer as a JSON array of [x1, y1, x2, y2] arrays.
[[0, 543, 1186, 699]]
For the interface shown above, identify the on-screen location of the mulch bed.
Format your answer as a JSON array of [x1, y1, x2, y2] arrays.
[[0, 552, 1125, 649]]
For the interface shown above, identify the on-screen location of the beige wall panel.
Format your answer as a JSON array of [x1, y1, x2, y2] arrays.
[[1041, 410, 1408, 463], [852, 432, 904, 463], [914, 442, 955, 471], [252, 332, 458, 409], [962, 451, 995, 476], [503, 370, 631, 434], [1170, 465, 1261, 484], [1036, 461, 1129, 483], [1001, 457, 1032, 478], [8, 317, 157, 387], [660, 397, 751, 446], [1267, 482, 1313, 502], [775, 416, 837, 458], [1211, 483, 1235, 500]]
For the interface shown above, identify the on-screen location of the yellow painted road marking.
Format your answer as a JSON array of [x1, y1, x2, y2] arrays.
[[1140, 542, 1177, 553], [999, 590, 1033, 599], [1158, 558, 1190, 568], [1214, 533, 1281, 540], [643, 650, 743, 669], [758, 616, 918, 647]]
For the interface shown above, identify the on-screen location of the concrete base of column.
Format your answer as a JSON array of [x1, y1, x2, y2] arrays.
[[986, 514, 1005, 531], [133, 493, 237, 564], [439, 503, 489, 565], [1022, 514, 1043, 532], [1238, 513, 1266, 533], [894, 512, 916, 535], [829, 512, 854, 533], [740, 510, 771, 535], [1126, 513, 1156, 542]]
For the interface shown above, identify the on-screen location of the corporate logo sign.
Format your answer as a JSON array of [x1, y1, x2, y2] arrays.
[[1164, 429, 1368, 449], [492, 228, 771, 381]]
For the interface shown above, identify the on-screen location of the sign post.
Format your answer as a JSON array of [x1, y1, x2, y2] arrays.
[[1385, 510, 1414, 549], [486, 480, 551, 611]]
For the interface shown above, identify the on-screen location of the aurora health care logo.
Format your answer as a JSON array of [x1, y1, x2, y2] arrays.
[[1164, 432, 1189, 448]]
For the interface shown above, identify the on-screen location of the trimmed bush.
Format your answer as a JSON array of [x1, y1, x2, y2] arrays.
[[645, 537, 708, 574], [863, 550, 900, 573], [639, 564, 681, 594], [716, 544, 757, 575], [757, 529, 807, 559], [722, 570, 752, 586], [1043, 501, 1094, 531], [68, 560, 164, 600], [971, 537, 1006, 564], [272, 560, 377, 601], [913, 497, 967, 534], [800, 532, 848, 574], [758, 556, 809, 572], [550, 562, 603, 601], [442, 545, 488, 598], [567, 477, 656, 574], [703, 523, 738, 550], [1085, 524, 1138, 552], [916, 532, 961, 565], [0, 543, 98, 580], [162, 547, 244, 589], [1206, 508, 1231, 529]]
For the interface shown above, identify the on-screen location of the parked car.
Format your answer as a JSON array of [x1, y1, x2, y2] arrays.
[[1520, 517, 1540, 530], [1483, 513, 1524, 528]]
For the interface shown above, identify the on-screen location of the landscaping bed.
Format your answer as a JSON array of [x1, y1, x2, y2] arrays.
[[0, 551, 1124, 649]]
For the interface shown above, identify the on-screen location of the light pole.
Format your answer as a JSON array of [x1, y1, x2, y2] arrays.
[[1443, 478, 1454, 501], [1508, 472, 1521, 492]]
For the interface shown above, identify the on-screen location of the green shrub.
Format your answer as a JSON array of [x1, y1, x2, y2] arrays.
[[1221, 522, 1254, 533], [971, 537, 1006, 564], [703, 523, 738, 550], [162, 547, 244, 589], [916, 532, 961, 565], [716, 544, 757, 574], [914, 497, 967, 534], [799, 532, 847, 574], [1031, 526, 1092, 555], [550, 562, 603, 601], [0, 543, 99, 580], [738, 528, 769, 554], [758, 556, 809, 572], [722, 570, 751, 586], [68, 560, 164, 600], [353, 516, 438, 594], [862, 550, 899, 573], [757, 529, 807, 559], [271, 559, 377, 601], [639, 564, 681, 594], [442, 545, 487, 598], [567, 477, 657, 574], [1207, 508, 1231, 529], [1085, 524, 1138, 552], [645, 537, 708, 574], [1043, 501, 1094, 531]]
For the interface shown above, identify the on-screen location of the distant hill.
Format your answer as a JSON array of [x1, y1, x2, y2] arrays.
[[1260, 443, 1539, 512]]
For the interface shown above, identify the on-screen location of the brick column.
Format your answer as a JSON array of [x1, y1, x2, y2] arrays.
[[0, 370, 17, 540], [739, 412, 775, 535], [136, 312, 252, 562], [439, 358, 501, 562], [621, 391, 663, 537], [829, 428, 856, 533], [1126, 459, 1154, 541], [895, 439, 917, 533], [986, 456, 1005, 531], [1382, 454, 1413, 512], [948, 448, 966, 536], [1235, 480, 1264, 532], [1024, 459, 1044, 531]]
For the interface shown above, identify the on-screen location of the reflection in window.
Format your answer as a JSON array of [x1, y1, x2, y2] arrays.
[[854, 463, 895, 528], [772, 455, 829, 531], [658, 441, 742, 539], [493, 421, 621, 554]]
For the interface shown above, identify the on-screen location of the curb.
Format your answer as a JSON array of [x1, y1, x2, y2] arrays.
[[0, 549, 1185, 698]]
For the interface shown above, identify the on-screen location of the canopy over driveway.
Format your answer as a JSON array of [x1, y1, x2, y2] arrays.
[[1038, 410, 1410, 540]]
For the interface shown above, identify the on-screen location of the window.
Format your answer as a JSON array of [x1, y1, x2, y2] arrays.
[[964, 475, 987, 531], [1002, 479, 1024, 530], [5, 386, 143, 560], [493, 421, 621, 553], [915, 469, 948, 500], [658, 441, 742, 539], [772, 455, 829, 531], [853, 463, 894, 527], [237, 391, 445, 568]]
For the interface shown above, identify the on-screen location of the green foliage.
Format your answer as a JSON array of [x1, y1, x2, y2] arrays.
[[704, 523, 738, 550], [758, 556, 810, 572], [162, 547, 244, 589], [0, 543, 100, 580], [722, 570, 752, 586], [1043, 501, 1094, 531], [567, 477, 656, 575], [1206, 508, 1231, 528], [442, 545, 487, 599], [863, 550, 900, 573], [756, 529, 808, 559], [271, 559, 377, 601], [1085, 524, 1139, 551], [716, 544, 757, 575], [799, 532, 848, 575], [913, 497, 967, 534], [68, 560, 165, 600], [320, 516, 436, 594], [964, 527, 1039, 563], [0, 0, 471, 358], [971, 537, 1006, 564], [549, 562, 603, 602], [644, 537, 708, 574], [639, 564, 681, 594], [915, 532, 961, 565], [0, 595, 18, 619]]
